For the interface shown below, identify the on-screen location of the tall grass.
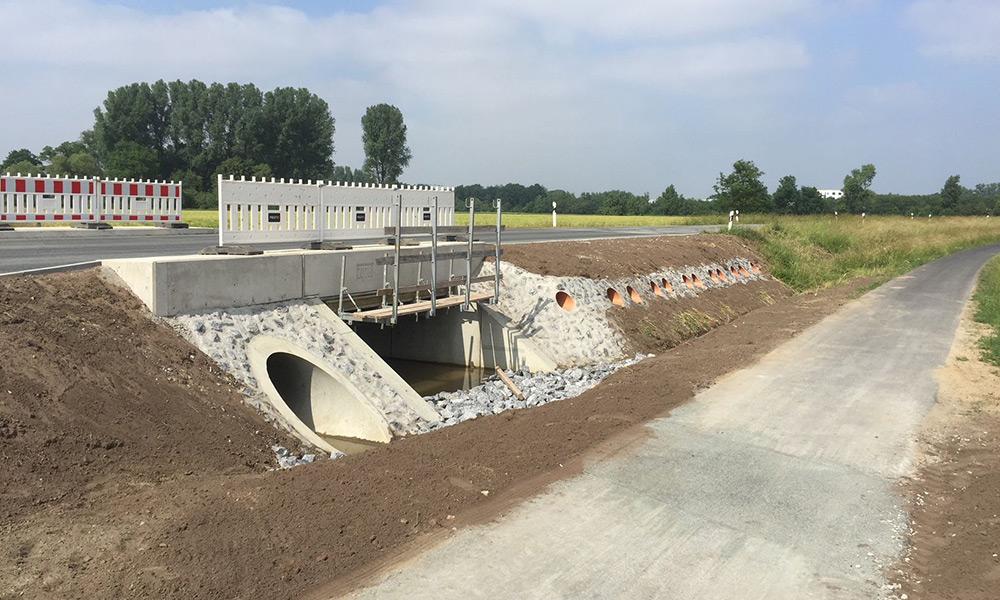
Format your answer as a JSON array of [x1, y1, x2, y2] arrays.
[[730, 215, 1000, 291], [973, 255, 1000, 366]]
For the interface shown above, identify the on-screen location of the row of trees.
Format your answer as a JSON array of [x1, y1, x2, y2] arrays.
[[1, 81, 414, 208], [456, 161, 999, 217]]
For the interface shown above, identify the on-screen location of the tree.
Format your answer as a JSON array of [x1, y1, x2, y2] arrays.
[[2, 149, 41, 171], [215, 157, 272, 180], [651, 185, 686, 215], [331, 165, 371, 183], [771, 175, 799, 214], [361, 103, 412, 184], [2, 160, 44, 175], [713, 159, 772, 213], [842, 164, 876, 213], [103, 141, 159, 179], [940, 175, 962, 214], [797, 186, 827, 214]]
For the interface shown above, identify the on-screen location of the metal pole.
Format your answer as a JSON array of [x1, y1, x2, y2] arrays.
[[337, 254, 346, 316], [430, 195, 438, 317], [318, 181, 326, 244], [494, 198, 501, 304], [392, 193, 402, 325], [217, 174, 223, 247], [464, 197, 475, 310]]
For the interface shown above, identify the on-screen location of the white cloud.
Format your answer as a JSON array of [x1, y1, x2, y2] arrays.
[[906, 0, 1000, 62]]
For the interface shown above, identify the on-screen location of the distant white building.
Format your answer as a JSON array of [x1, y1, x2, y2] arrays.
[[818, 189, 843, 200]]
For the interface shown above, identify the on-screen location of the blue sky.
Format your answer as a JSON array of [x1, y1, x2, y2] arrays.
[[1, 0, 997, 197]]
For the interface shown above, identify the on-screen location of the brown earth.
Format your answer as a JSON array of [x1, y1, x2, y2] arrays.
[[888, 309, 1000, 599], [1, 266, 868, 600], [0, 271, 300, 524], [499, 233, 763, 279], [607, 278, 792, 355]]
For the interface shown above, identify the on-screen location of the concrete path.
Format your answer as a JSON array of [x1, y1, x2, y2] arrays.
[[343, 244, 1000, 600], [0, 225, 737, 274]]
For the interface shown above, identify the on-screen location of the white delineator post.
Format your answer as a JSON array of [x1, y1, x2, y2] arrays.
[[552, 201, 557, 228], [217, 174, 224, 247], [728, 210, 734, 231]]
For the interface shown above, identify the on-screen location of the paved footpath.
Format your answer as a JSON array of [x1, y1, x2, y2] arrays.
[[343, 244, 1000, 600]]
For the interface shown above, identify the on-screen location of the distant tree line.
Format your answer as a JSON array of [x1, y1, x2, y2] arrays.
[[456, 161, 999, 217], [0, 81, 418, 209]]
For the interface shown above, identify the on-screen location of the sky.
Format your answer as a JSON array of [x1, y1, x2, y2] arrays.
[[0, 0, 997, 197]]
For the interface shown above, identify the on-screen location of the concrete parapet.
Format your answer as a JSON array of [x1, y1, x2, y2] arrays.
[[103, 242, 482, 317]]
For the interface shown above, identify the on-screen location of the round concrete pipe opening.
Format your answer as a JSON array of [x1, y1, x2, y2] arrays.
[[709, 270, 720, 283], [607, 288, 625, 307], [650, 281, 665, 298], [692, 274, 705, 289], [248, 337, 392, 455], [555, 290, 577, 312], [751, 262, 761, 274], [626, 285, 644, 304], [661, 278, 673, 293], [738, 266, 750, 277], [683, 275, 693, 289], [717, 268, 728, 281]]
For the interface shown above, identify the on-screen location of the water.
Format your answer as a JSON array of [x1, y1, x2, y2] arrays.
[[383, 358, 487, 396]]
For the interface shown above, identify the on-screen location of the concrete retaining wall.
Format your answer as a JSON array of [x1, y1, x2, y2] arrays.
[[103, 242, 484, 317]]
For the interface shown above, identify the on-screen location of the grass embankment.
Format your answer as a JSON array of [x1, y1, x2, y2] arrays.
[[973, 255, 1000, 366], [730, 215, 1000, 292], [180, 210, 724, 229]]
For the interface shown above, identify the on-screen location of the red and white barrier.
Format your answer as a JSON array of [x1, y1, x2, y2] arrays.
[[0, 173, 182, 225]]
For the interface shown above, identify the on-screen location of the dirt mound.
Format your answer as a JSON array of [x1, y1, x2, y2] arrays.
[[0, 270, 868, 599], [0, 270, 297, 522], [500, 234, 761, 278]]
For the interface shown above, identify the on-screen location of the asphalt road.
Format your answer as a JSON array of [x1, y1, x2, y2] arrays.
[[0, 225, 732, 275], [345, 244, 1000, 599]]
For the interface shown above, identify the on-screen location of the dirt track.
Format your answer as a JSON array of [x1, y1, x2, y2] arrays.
[[889, 308, 1000, 599], [0, 261, 866, 599]]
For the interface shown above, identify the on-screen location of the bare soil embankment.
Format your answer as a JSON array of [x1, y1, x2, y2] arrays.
[[888, 309, 1000, 599], [0, 271, 298, 523], [500, 233, 761, 279], [2, 260, 867, 599]]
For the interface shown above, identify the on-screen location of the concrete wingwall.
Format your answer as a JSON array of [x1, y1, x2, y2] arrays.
[[353, 305, 559, 373]]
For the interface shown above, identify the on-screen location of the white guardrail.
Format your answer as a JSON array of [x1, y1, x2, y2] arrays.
[[217, 175, 456, 246], [1, 173, 182, 224]]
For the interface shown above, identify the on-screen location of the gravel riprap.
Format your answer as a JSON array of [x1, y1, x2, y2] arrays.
[[419, 354, 650, 432]]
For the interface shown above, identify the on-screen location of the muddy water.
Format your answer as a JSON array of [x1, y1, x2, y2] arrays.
[[383, 358, 487, 396]]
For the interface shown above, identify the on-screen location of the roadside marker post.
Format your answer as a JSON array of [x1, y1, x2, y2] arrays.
[[552, 201, 557, 228]]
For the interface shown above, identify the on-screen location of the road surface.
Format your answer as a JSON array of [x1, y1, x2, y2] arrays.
[[0, 225, 733, 274], [344, 244, 1000, 599]]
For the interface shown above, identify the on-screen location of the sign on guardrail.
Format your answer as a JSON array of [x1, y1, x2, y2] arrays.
[[217, 175, 455, 246]]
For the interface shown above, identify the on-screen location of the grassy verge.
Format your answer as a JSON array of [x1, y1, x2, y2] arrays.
[[729, 215, 1000, 292], [973, 255, 1000, 366], [180, 210, 724, 229]]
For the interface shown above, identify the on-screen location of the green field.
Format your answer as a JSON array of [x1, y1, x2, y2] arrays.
[[974, 255, 1000, 366], [730, 215, 1000, 291]]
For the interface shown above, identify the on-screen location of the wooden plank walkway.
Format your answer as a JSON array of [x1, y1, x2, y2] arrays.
[[342, 291, 494, 322]]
